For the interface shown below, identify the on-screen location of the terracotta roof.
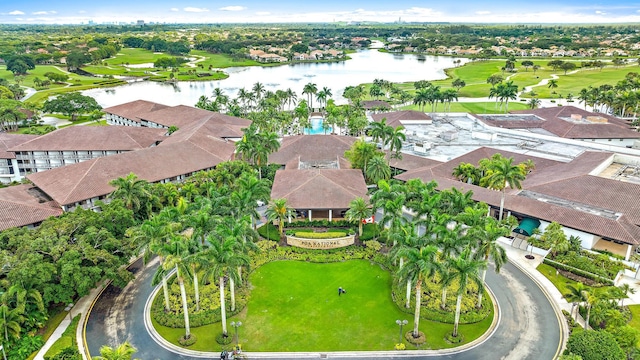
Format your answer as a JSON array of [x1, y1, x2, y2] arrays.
[[0, 184, 62, 230], [0, 133, 38, 159], [371, 110, 432, 128], [158, 117, 247, 148], [429, 147, 562, 180], [137, 105, 251, 130], [103, 100, 170, 123], [477, 105, 640, 139], [9, 126, 166, 152], [271, 169, 368, 209], [394, 148, 640, 245], [269, 135, 356, 165], [388, 151, 442, 171], [27, 140, 235, 206]]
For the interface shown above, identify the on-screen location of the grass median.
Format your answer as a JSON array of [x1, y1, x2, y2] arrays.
[[153, 260, 493, 352]]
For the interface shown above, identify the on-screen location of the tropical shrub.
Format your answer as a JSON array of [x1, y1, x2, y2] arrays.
[[564, 330, 624, 360], [360, 223, 380, 241], [151, 277, 249, 328], [257, 222, 280, 241], [179, 334, 197, 346], [216, 333, 233, 345], [293, 231, 348, 239]]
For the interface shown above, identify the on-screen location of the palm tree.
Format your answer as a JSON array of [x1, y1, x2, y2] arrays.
[[202, 236, 249, 336], [452, 162, 479, 184], [548, 79, 559, 92], [365, 155, 391, 184], [618, 283, 636, 307], [265, 198, 294, 237], [236, 174, 271, 227], [345, 197, 372, 236], [498, 81, 518, 112], [109, 173, 154, 219], [162, 235, 195, 340], [94, 341, 138, 360], [368, 119, 392, 148], [0, 302, 24, 342], [482, 155, 526, 221], [413, 88, 430, 112], [397, 245, 440, 337], [528, 98, 541, 109], [129, 215, 174, 311], [387, 126, 406, 163], [470, 217, 508, 307], [565, 282, 589, 326], [302, 82, 318, 110], [285, 88, 298, 110], [212, 216, 257, 311], [389, 224, 428, 308], [448, 249, 487, 337], [252, 82, 265, 101]]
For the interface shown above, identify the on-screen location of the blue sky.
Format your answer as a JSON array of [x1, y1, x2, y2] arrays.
[[2, 0, 640, 24]]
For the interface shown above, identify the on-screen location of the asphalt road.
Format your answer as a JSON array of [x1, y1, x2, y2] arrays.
[[85, 256, 561, 360]]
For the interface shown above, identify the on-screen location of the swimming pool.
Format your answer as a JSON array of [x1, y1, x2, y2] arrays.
[[304, 117, 332, 135]]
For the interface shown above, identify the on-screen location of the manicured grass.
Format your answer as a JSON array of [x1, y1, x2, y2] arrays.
[[629, 305, 640, 328], [109, 48, 169, 65], [401, 101, 529, 114], [536, 263, 613, 299], [43, 315, 80, 358], [154, 260, 493, 351]]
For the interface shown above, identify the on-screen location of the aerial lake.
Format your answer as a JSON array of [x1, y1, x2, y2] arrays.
[[83, 46, 467, 108]]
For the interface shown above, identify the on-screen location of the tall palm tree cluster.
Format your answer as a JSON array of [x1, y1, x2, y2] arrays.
[[412, 81, 460, 113], [369, 179, 509, 340], [488, 80, 519, 112], [451, 154, 531, 220], [235, 123, 281, 179], [578, 71, 640, 120], [124, 168, 271, 341]]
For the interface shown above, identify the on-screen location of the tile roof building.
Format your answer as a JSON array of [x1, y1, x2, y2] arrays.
[[371, 110, 433, 129], [0, 133, 38, 183], [0, 184, 62, 231], [269, 135, 367, 221], [104, 100, 251, 137], [396, 147, 640, 259], [474, 106, 640, 147]]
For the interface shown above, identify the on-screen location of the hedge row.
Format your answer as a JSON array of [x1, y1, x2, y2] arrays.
[[257, 222, 280, 241], [293, 231, 348, 239], [543, 258, 614, 286]]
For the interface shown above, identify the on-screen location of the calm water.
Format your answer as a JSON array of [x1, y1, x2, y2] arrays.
[[84, 47, 467, 108], [305, 117, 331, 135]]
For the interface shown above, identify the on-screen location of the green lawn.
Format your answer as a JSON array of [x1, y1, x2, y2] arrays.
[[43, 315, 80, 359], [401, 101, 529, 114], [108, 48, 169, 65], [154, 260, 493, 351]]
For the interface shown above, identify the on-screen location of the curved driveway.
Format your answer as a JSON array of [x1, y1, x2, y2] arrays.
[[86, 258, 561, 360]]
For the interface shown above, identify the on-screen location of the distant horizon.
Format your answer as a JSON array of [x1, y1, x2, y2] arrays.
[[2, 1, 640, 25]]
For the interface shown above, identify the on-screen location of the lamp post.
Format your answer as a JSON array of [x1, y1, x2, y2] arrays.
[[231, 321, 242, 347], [395, 319, 408, 343]]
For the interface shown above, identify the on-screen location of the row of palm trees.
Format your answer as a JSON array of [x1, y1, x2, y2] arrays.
[[577, 72, 640, 119], [355, 179, 510, 339], [488, 80, 519, 112], [124, 170, 272, 341], [413, 85, 459, 113]]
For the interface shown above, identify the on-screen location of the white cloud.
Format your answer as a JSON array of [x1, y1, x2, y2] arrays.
[[33, 11, 57, 15], [595, 10, 606, 15], [219, 6, 246, 11], [78, 10, 86, 14], [9, 10, 25, 15], [183, 7, 209, 12], [255, 11, 270, 16], [170, 8, 179, 12], [475, 11, 491, 15]]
